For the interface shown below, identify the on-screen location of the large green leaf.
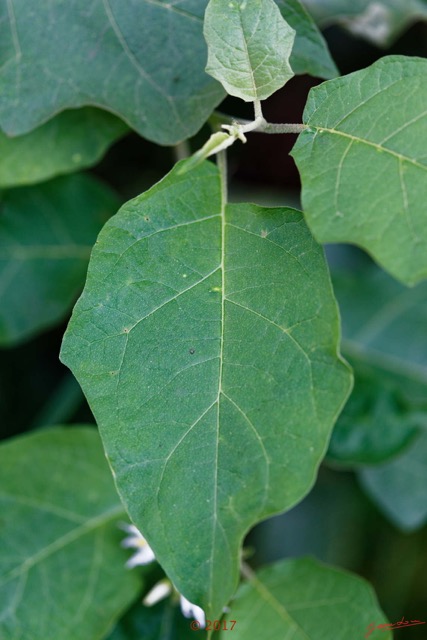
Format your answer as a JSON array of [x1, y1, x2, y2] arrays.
[[61, 160, 351, 619], [0, 108, 128, 188], [0, 174, 119, 346], [0, 0, 223, 145], [292, 56, 427, 285], [359, 431, 427, 531], [0, 426, 141, 640], [327, 264, 427, 465], [276, 0, 338, 79], [225, 557, 391, 639], [204, 0, 296, 102], [303, 0, 427, 47]]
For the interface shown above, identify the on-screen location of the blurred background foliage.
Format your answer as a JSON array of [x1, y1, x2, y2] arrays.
[[1, 2, 427, 635]]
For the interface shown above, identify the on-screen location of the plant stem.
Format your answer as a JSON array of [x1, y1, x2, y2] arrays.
[[261, 122, 306, 134], [254, 99, 263, 120], [217, 149, 228, 210], [242, 119, 306, 134], [173, 140, 191, 161], [240, 560, 256, 581], [211, 110, 306, 136], [240, 116, 266, 134]]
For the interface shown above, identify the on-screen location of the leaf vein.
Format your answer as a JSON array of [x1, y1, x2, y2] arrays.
[[0, 504, 124, 587], [313, 126, 427, 172]]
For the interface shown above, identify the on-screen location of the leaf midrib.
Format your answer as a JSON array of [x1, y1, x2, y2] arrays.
[[208, 162, 226, 611], [237, 3, 261, 100]]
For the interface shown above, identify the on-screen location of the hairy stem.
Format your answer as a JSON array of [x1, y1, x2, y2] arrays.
[[261, 122, 306, 134], [212, 110, 306, 137], [254, 99, 263, 121]]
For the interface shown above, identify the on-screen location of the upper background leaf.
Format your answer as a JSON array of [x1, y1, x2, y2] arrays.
[[292, 56, 427, 286], [303, 0, 427, 47], [276, 0, 338, 79], [0, 426, 141, 640], [204, 0, 296, 102], [61, 161, 351, 620], [0, 0, 224, 145], [0, 108, 128, 188], [0, 0, 338, 148]]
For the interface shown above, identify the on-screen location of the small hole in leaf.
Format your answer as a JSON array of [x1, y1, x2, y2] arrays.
[[189, 348, 195, 355]]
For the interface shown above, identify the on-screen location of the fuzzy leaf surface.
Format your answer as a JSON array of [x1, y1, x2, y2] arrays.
[[180, 132, 235, 174], [204, 0, 295, 101], [292, 56, 427, 285], [61, 161, 351, 618]]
